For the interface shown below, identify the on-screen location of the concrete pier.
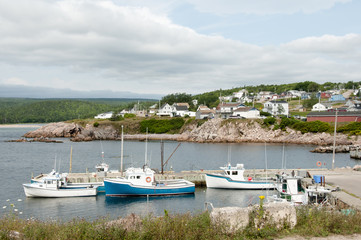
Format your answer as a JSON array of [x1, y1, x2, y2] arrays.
[[65, 167, 361, 210]]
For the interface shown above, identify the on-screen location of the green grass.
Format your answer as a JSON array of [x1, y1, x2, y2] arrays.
[[1, 207, 361, 240]]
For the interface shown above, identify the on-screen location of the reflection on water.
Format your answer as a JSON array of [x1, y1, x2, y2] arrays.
[[23, 196, 98, 220]]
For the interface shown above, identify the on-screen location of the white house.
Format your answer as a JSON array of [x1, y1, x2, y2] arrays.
[[233, 89, 248, 99], [148, 104, 158, 115], [263, 101, 289, 116], [157, 103, 175, 117], [174, 105, 189, 117], [216, 103, 245, 119], [196, 105, 215, 119], [311, 103, 332, 112], [95, 111, 113, 119], [232, 107, 260, 119]]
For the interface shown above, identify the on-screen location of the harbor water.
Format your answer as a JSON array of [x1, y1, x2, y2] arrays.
[[0, 126, 358, 221]]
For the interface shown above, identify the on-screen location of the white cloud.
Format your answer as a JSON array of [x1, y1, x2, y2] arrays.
[[185, 0, 351, 15], [2, 77, 28, 86], [0, 0, 360, 96]]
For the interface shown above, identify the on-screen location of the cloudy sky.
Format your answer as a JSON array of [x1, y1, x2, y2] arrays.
[[0, 0, 361, 98]]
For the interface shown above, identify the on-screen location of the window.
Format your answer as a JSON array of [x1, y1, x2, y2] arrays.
[[226, 171, 230, 175], [232, 171, 238, 175], [137, 176, 140, 179]]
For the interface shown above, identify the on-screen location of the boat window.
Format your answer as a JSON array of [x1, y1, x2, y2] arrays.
[[130, 176, 135, 179], [232, 171, 238, 175], [136, 176, 140, 179], [226, 171, 230, 175]]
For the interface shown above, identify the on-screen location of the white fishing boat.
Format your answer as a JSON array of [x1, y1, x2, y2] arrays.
[[205, 163, 276, 189], [274, 173, 332, 206], [23, 173, 98, 198]]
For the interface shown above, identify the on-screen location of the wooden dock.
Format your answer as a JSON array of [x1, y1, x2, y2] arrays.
[[65, 168, 303, 187]]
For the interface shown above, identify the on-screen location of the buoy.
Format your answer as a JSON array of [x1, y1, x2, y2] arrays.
[[316, 161, 322, 167], [248, 177, 252, 181], [146, 177, 151, 183]]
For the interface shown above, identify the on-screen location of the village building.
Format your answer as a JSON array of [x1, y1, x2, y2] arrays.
[[94, 111, 113, 119], [196, 105, 215, 119], [329, 94, 346, 102], [157, 103, 175, 117], [311, 102, 332, 112], [216, 103, 244, 119], [263, 100, 289, 116], [231, 107, 260, 119], [307, 111, 361, 122]]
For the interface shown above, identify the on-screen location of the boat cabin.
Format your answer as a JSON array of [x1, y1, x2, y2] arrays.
[[124, 167, 154, 186], [220, 163, 246, 181]]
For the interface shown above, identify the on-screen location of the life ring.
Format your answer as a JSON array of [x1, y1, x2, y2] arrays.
[[316, 161, 322, 167], [248, 177, 252, 181], [146, 177, 151, 183]]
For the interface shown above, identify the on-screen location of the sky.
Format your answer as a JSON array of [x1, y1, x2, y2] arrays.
[[0, 0, 361, 99]]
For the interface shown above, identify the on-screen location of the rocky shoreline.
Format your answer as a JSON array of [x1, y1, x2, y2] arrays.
[[21, 119, 361, 147]]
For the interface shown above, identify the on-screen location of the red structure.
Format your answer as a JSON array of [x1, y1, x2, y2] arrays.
[[307, 111, 361, 123]]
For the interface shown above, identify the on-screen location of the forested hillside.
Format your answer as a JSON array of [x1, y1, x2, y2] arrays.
[[0, 98, 156, 124]]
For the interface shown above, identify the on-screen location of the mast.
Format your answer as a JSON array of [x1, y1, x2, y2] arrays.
[[332, 109, 338, 170], [161, 140, 164, 174], [145, 127, 148, 166], [69, 145, 72, 173], [120, 125, 124, 176]]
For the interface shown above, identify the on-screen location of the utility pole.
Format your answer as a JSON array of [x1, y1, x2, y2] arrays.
[[332, 109, 338, 170]]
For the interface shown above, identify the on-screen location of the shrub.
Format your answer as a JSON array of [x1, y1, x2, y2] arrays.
[[140, 118, 185, 134], [124, 113, 136, 118], [338, 122, 361, 135], [93, 122, 99, 127], [263, 117, 276, 126]]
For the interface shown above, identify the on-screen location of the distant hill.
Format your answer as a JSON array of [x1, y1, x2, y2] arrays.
[[0, 98, 157, 124]]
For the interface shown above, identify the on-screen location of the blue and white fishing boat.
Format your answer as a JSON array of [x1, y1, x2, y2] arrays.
[[104, 126, 195, 197], [205, 163, 276, 189], [104, 166, 195, 196], [23, 173, 98, 198]]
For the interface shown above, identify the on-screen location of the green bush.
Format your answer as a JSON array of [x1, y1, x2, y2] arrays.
[[124, 113, 136, 118], [260, 111, 272, 117], [140, 118, 185, 134], [293, 120, 331, 133], [93, 122, 99, 127], [263, 117, 276, 126], [338, 122, 361, 135]]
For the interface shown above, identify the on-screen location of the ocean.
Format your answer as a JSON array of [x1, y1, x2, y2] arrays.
[[0, 126, 357, 221]]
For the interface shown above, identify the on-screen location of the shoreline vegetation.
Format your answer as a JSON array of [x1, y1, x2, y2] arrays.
[[1, 206, 361, 240], [16, 117, 361, 147]]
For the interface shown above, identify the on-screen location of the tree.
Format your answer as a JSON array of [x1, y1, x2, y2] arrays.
[[161, 93, 192, 106]]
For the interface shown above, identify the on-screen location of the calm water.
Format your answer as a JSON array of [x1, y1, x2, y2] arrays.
[[0, 126, 358, 221]]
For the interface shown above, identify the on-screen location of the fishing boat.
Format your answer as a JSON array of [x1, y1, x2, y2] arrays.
[[23, 173, 98, 198], [274, 173, 332, 205], [104, 166, 195, 196], [205, 163, 276, 189], [104, 126, 194, 197]]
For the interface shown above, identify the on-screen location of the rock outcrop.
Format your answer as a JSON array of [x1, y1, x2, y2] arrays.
[[210, 202, 297, 233], [23, 119, 355, 146]]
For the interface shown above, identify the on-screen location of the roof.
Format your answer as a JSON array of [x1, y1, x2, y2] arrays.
[[307, 111, 361, 117], [175, 105, 188, 111], [233, 107, 252, 112], [267, 100, 288, 104]]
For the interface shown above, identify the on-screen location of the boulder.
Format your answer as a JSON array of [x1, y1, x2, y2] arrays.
[[210, 202, 297, 233]]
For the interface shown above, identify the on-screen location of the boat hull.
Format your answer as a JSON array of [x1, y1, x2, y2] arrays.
[[205, 173, 276, 189], [23, 184, 97, 198], [104, 179, 195, 196]]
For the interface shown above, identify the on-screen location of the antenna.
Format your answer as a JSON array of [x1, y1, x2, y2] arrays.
[[145, 127, 148, 166], [120, 125, 124, 176]]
